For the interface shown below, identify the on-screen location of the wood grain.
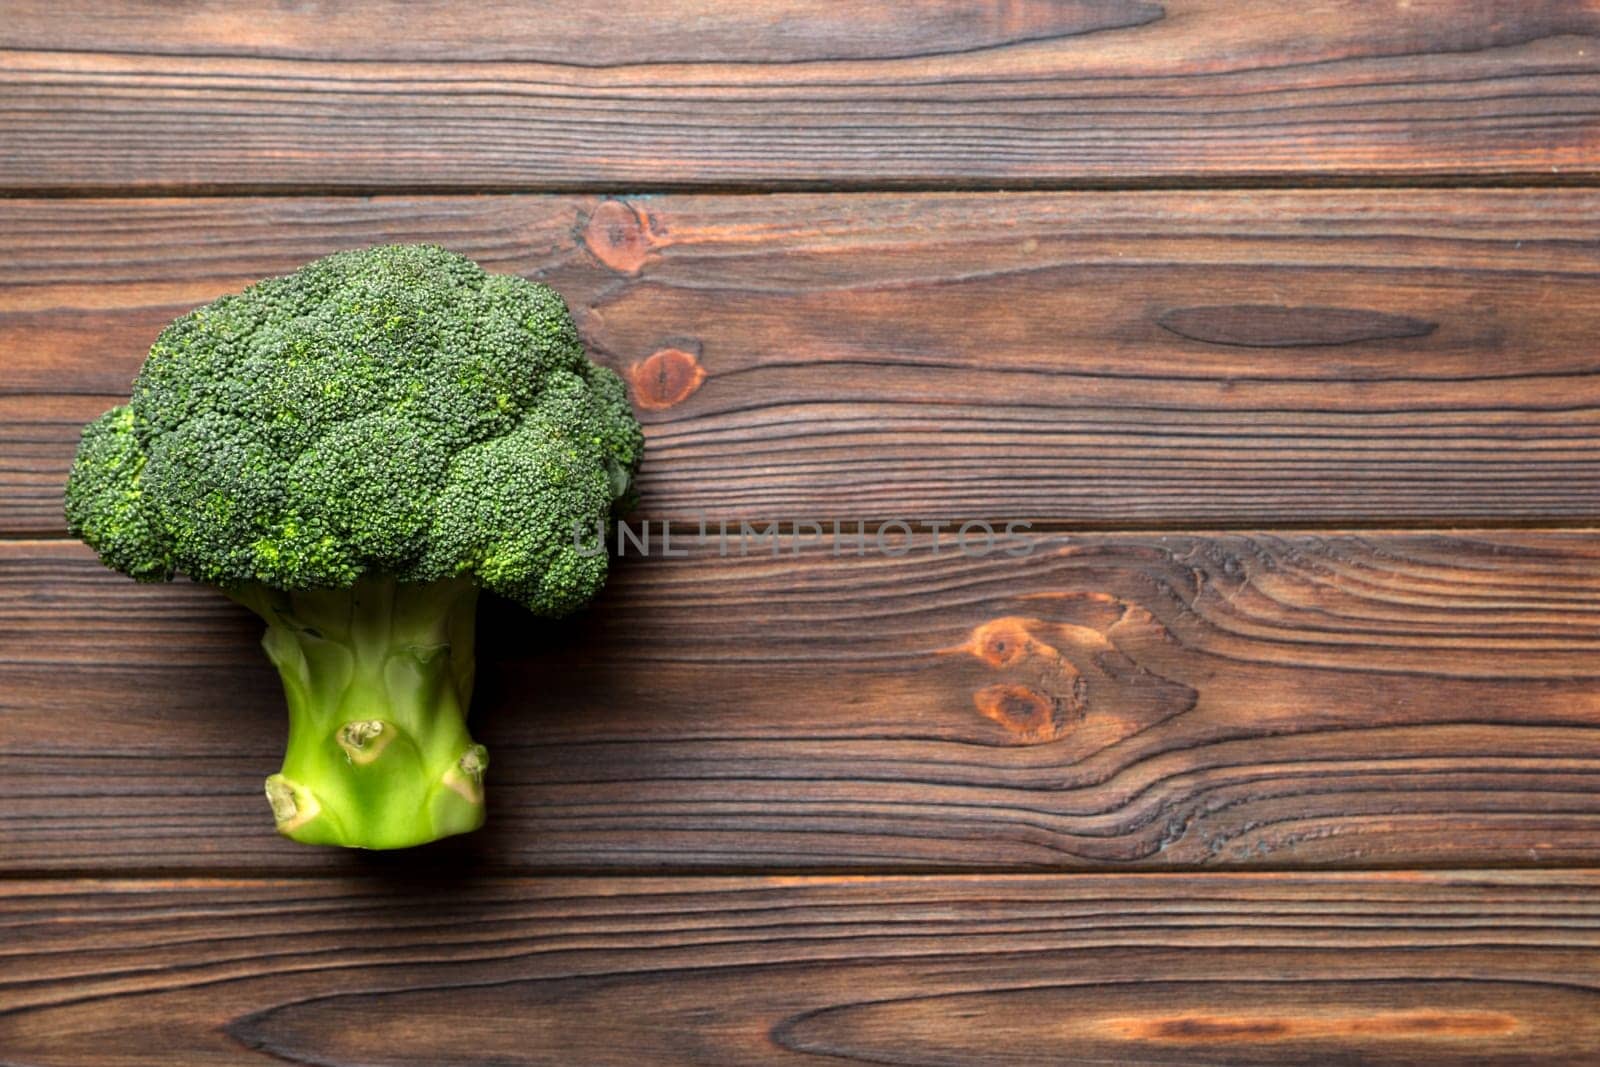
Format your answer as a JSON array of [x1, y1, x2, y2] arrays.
[[5, 531, 1600, 873], [3, 871, 1600, 1065], [8, 189, 1600, 534], [7, 6, 1598, 1063], [3, 1, 1599, 191]]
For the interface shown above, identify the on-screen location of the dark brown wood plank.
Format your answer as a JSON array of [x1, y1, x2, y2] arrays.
[[3, 1, 1599, 190], [7, 190, 1600, 533], [3, 871, 1600, 1065], [5, 532, 1600, 873]]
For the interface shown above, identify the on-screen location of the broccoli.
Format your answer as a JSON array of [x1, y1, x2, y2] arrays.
[[64, 245, 643, 849]]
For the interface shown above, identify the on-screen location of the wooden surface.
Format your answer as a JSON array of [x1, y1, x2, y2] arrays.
[[8, 190, 1600, 533], [7, 532, 1600, 873], [4, 872, 1600, 1065], [4, 1, 1600, 191], [4, 1, 1600, 1063]]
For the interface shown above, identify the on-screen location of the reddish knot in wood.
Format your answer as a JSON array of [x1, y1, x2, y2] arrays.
[[582, 199, 656, 275], [973, 683, 1078, 743], [944, 610, 1192, 751], [631, 348, 706, 410], [947, 617, 1087, 744], [966, 617, 1035, 668]]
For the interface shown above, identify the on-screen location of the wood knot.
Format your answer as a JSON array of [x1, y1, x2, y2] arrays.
[[969, 617, 1034, 668], [631, 347, 706, 410], [945, 609, 1195, 753], [974, 681, 1083, 743], [948, 616, 1089, 745], [582, 199, 655, 275]]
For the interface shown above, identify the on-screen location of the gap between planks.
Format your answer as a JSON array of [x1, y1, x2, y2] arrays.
[[11, 522, 1600, 545], [4, 868, 1597, 887], [5, 175, 1600, 199]]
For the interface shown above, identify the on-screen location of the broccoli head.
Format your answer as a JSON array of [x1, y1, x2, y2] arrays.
[[64, 244, 643, 849]]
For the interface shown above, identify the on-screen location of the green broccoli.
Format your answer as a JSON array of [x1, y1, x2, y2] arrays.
[[64, 245, 643, 849]]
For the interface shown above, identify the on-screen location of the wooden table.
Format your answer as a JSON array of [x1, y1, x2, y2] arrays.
[[5, 3, 1600, 1063]]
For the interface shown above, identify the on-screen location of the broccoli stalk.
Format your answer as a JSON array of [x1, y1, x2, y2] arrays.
[[63, 245, 643, 849], [232, 577, 485, 848]]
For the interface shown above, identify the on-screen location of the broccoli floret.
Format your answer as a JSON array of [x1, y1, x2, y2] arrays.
[[63, 245, 643, 849], [65, 405, 174, 582]]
